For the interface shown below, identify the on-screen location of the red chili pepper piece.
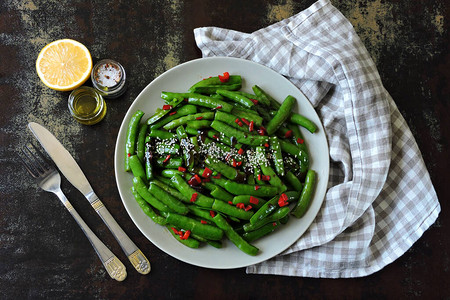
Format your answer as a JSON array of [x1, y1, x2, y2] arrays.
[[257, 174, 262, 181], [249, 121, 254, 132], [254, 185, 260, 191], [169, 111, 177, 116], [241, 118, 250, 126], [180, 230, 191, 240], [285, 130, 293, 138], [264, 143, 269, 148], [232, 158, 237, 167], [238, 121, 243, 127], [236, 203, 245, 209], [178, 166, 186, 172], [188, 175, 201, 186], [278, 193, 289, 207], [196, 116, 204, 120], [190, 193, 198, 202], [236, 160, 242, 167], [162, 104, 173, 110], [218, 72, 230, 83], [262, 175, 271, 181], [214, 105, 222, 110], [228, 201, 233, 205], [212, 173, 221, 179], [127, 153, 131, 157], [213, 134, 219, 140], [200, 220, 208, 224], [272, 222, 277, 227], [249, 98, 258, 105], [235, 118, 240, 124], [163, 154, 171, 163], [202, 167, 212, 178], [238, 148, 244, 155], [257, 129, 265, 136], [249, 196, 259, 205], [244, 205, 252, 211], [209, 210, 216, 217], [297, 138, 304, 144]]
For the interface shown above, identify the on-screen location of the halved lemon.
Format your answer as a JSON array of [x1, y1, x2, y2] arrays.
[[36, 39, 93, 91]]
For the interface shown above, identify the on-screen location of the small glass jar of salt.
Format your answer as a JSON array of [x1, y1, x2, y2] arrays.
[[91, 59, 127, 99]]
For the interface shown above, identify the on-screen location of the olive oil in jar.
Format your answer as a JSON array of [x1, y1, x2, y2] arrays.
[[68, 86, 107, 125]]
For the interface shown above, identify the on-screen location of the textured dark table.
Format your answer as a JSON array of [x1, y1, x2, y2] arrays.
[[1, 0, 448, 299]]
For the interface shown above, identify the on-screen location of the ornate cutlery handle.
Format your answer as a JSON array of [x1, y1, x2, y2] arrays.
[[55, 190, 127, 281], [89, 194, 151, 275]]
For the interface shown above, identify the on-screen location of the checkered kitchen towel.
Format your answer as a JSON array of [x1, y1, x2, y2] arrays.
[[194, 0, 440, 277]]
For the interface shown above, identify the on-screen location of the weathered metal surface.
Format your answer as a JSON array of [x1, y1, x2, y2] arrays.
[[0, 0, 448, 298]]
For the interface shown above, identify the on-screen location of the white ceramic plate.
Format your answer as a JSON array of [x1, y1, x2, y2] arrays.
[[114, 57, 329, 269]]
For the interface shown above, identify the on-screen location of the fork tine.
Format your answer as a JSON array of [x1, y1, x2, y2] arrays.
[[26, 144, 52, 171], [20, 144, 51, 177], [20, 146, 39, 178]]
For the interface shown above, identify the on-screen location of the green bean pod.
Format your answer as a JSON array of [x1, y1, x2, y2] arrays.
[[136, 123, 148, 162], [242, 221, 280, 242], [129, 155, 147, 182], [150, 104, 197, 129], [161, 92, 234, 112], [215, 110, 252, 133], [171, 174, 214, 208], [249, 195, 279, 225], [279, 139, 309, 174], [252, 85, 280, 109], [163, 112, 214, 130], [131, 187, 167, 225], [155, 157, 183, 169], [205, 156, 244, 181], [188, 75, 242, 93], [213, 213, 259, 256], [152, 179, 186, 202], [211, 120, 269, 147], [256, 147, 287, 192], [216, 89, 255, 108], [232, 195, 266, 210], [292, 170, 316, 218], [212, 200, 254, 220], [284, 171, 303, 192], [161, 169, 185, 178], [244, 206, 290, 232], [210, 185, 234, 202], [125, 110, 144, 171], [144, 142, 153, 180], [145, 98, 183, 125], [132, 176, 172, 212], [269, 137, 285, 176], [149, 128, 177, 139], [166, 213, 223, 240], [289, 113, 317, 133], [265, 95, 296, 135], [223, 180, 280, 197], [166, 226, 200, 248], [148, 182, 189, 215], [231, 107, 263, 127]]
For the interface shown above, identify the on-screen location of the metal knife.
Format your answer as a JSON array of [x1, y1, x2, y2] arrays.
[[28, 122, 151, 275]]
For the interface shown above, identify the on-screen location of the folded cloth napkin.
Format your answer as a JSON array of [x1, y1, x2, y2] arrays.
[[194, 0, 440, 278]]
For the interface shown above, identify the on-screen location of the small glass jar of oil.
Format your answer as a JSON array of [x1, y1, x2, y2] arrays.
[[68, 86, 107, 125]]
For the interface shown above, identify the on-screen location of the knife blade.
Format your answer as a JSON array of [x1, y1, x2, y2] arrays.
[[28, 122, 150, 275]]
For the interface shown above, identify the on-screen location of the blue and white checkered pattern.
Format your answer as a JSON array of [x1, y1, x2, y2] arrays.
[[194, 0, 440, 278]]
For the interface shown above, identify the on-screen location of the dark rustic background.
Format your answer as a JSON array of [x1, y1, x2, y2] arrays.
[[0, 0, 448, 299]]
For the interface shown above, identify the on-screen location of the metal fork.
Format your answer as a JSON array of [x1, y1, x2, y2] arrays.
[[20, 144, 127, 281]]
